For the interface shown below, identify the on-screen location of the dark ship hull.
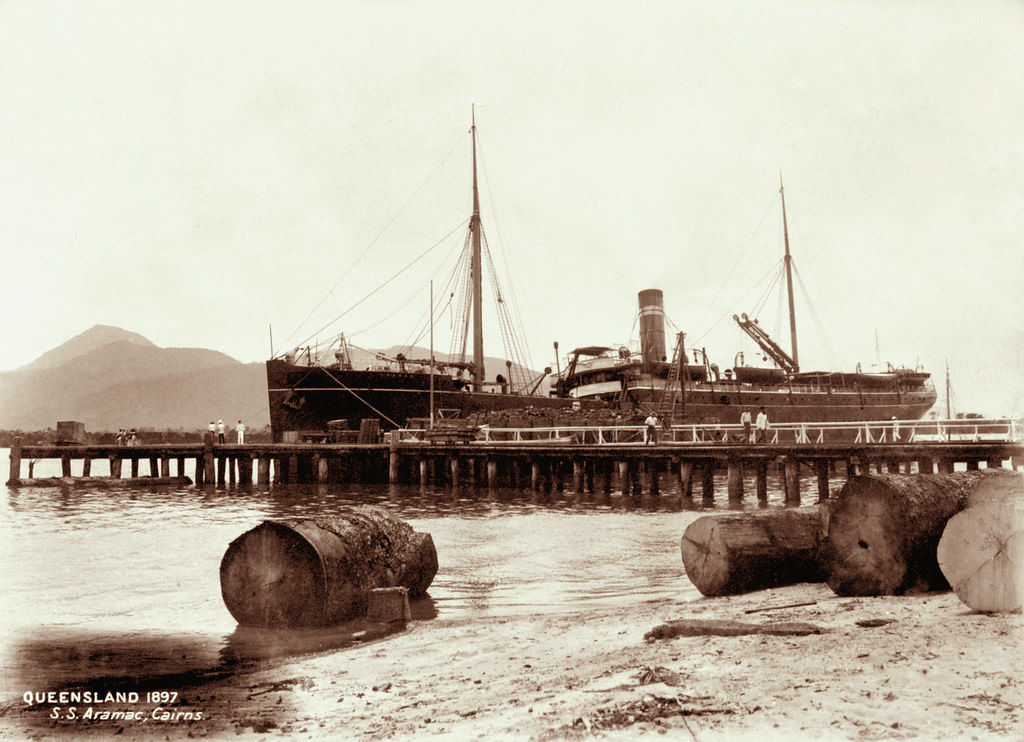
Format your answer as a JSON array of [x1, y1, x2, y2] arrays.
[[266, 359, 597, 441]]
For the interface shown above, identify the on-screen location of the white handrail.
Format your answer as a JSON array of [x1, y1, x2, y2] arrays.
[[396, 417, 1022, 445]]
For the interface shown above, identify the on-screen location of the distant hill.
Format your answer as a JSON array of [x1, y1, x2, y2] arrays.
[[19, 324, 155, 371], [0, 326, 268, 432], [0, 326, 550, 433]]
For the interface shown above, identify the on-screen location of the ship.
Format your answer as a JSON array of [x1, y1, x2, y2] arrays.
[[265, 113, 601, 441], [555, 182, 938, 425]]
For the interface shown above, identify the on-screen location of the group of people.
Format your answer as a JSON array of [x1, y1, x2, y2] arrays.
[[643, 407, 771, 444], [208, 419, 246, 444], [740, 407, 770, 443], [115, 428, 138, 446]]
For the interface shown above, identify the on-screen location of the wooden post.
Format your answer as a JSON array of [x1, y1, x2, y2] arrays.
[[487, 458, 498, 488], [389, 436, 400, 483], [649, 460, 660, 495], [8, 438, 21, 484], [784, 457, 801, 504], [727, 460, 743, 500], [887, 459, 900, 474], [418, 458, 429, 486], [572, 459, 583, 493], [149, 456, 158, 477], [177, 456, 186, 477], [229, 456, 237, 485], [449, 456, 460, 487], [618, 460, 629, 495], [815, 459, 830, 501], [756, 461, 768, 501], [917, 457, 933, 474], [239, 455, 253, 485], [203, 439, 215, 484], [287, 454, 299, 483], [531, 460, 541, 492], [701, 462, 715, 500], [61, 454, 71, 477], [258, 457, 270, 485], [966, 460, 979, 471], [130, 457, 139, 478], [679, 460, 693, 498], [318, 455, 329, 483], [82, 457, 91, 477], [938, 458, 954, 474]]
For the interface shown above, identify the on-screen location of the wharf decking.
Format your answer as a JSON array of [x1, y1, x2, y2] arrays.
[[7, 419, 1023, 503]]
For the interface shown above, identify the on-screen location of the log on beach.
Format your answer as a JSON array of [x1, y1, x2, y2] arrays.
[[680, 506, 823, 596], [220, 506, 438, 627], [937, 472, 1024, 612], [820, 471, 1015, 596]]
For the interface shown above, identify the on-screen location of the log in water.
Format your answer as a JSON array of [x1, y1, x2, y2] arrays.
[[219, 506, 438, 627]]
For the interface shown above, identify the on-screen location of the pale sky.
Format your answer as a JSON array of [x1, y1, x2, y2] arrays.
[[1, 0, 1022, 416]]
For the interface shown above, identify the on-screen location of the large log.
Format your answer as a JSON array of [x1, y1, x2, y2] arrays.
[[680, 506, 823, 596], [937, 472, 1024, 612], [220, 506, 438, 627], [820, 471, 1014, 596]]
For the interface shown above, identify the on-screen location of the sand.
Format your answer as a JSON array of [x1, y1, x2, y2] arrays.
[[4, 583, 1021, 741]]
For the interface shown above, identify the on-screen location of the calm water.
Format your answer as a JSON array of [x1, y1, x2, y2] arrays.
[[0, 449, 801, 705]]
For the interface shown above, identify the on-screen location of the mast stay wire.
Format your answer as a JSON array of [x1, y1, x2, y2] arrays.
[[356, 235, 466, 341], [277, 134, 466, 356], [690, 192, 778, 339], [399, 242, 467, 352], [289, 218, 470, 355]]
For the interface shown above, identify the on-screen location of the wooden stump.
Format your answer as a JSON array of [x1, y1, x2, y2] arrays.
[[220, 506, 437, 627], [937, 472, 1024, 612], [820, 471, 1013, 596], [680, 506, 823, 596]]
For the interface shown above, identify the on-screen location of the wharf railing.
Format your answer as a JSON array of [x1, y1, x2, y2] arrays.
[[398, 417, 1021, 446]]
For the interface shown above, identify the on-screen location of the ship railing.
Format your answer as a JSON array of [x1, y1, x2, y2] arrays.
[[396, 417, 1021, 445]]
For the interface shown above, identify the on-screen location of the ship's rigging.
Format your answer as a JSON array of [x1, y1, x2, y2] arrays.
[[272, 109, 540, 395]]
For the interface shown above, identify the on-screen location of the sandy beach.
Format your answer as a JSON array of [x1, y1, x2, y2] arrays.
[[4, 581, 1020, 742]]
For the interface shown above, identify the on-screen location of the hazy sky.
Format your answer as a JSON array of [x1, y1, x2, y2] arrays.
[[2, 1, 1021, 416]]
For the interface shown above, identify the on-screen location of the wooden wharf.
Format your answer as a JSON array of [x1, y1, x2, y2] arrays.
[[7, 419, 1023, 504]]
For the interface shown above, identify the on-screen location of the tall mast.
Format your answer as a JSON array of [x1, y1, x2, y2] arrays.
[[470, 107, 484, 391], [780, 175, 799, 372]]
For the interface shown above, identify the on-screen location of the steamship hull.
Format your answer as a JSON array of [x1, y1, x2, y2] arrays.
[[613, 379, 937, 426], [558, 287, 938, 428], [266, 359, 595, 442]]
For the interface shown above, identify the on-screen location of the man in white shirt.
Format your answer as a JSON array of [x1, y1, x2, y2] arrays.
[[755, 407, 769, 443]]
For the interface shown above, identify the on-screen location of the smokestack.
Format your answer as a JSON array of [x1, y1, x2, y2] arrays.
[[638, 289, 666, 370]]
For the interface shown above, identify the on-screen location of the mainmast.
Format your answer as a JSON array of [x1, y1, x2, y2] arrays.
[[780, 175, 800, 372], [470, 108, 484, 391]]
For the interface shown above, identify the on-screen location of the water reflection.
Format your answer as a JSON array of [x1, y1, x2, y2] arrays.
[[2, 457, 819, 705]]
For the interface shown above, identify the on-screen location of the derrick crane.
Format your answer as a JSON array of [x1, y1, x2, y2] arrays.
[[733, 313, 798, 374]]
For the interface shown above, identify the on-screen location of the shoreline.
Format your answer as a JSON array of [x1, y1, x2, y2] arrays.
[[3, 583, 1020, 741]]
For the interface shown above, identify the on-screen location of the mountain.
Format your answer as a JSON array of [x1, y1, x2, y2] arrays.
[[20, 325, 155, 371], [0, 326, 268, 432], [0, 326, 552, 432]]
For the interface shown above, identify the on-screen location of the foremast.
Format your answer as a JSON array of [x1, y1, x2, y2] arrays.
[[470, 108, 484, 391], [780, 175, 799, 372]]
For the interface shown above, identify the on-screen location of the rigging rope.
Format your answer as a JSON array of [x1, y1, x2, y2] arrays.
[[280, 135, 465, 355], [287, 218, 470, 354]]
